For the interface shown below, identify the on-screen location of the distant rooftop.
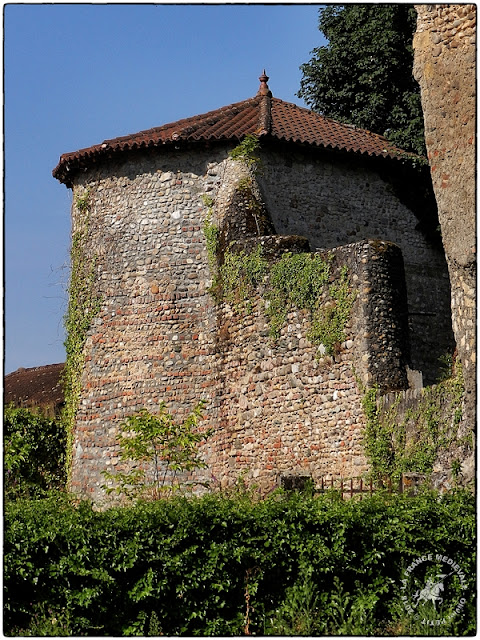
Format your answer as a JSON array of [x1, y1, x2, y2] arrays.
[[53, 71, 411, 186], [5, 363, 65, 414]]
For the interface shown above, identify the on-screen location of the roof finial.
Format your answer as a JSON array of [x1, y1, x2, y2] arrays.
[[257, 69, 272, 97]]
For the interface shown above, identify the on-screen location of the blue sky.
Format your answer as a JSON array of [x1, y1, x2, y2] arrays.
[[4, 3, 325, 374]]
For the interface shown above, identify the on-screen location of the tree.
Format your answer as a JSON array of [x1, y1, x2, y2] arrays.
[[298, 5, 426, 156], [102, 401, 213, 500]]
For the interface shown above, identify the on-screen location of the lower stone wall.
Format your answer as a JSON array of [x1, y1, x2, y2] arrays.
[[83, 237, 412, 502], [197, 239, 411, 492], [206, 298, 369, 491]]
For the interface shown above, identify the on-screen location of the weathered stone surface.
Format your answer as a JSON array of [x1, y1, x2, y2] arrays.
[[66, 143, 455, 505], [256, 147, 454, 385], [413, 4, 476, 478]]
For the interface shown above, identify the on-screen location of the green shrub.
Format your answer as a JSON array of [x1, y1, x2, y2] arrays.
[[4, 490, 475, 636], [228, 135, 261, 167], [4, 406, 66, 500], [101, 401, 212, 500]]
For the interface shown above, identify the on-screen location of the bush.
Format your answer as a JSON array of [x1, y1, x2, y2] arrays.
[[4, 490, 476, 636], [4, 406, 66, 500]]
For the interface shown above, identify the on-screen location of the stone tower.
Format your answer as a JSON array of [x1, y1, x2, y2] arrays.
[[413, 4, 476, 430], [54, 73, 453, 504]]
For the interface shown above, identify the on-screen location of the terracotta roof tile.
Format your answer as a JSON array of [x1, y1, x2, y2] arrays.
[[53, 74, 412, 186], [4, 363, 65, 413], [269, 97, 399, 156]]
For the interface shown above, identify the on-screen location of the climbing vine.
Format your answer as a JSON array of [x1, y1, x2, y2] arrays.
[[362, 386, 397, 480], [362, 362, 467, 482], [204, 235, 355, 356], [201, 194, 221, 299], [62, 188, 102, 483], [202, 195, 219, 270], [219, 245, 269, 313], [265, 253, 355, 353], [228, 134, 261, 167], [308, 266, 356, 353]]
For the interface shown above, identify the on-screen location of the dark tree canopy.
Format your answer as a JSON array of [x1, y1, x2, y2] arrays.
[[298, 4, 426, 156]]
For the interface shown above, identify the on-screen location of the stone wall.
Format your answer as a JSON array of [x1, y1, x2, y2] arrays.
[[256, 147, 454, 385], [70, 148, 221, 500], [68, 145, 451, 504], [413, 5, 476, 465], [203, 239, 410, 492]]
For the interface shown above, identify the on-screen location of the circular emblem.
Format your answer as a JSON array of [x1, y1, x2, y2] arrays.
[[399, 553, 468, 627]]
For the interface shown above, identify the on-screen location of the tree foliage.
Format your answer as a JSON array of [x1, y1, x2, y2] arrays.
[[298, 5, 426, 156], [4, 406, 66, 500], [102, 401, 212, 500]]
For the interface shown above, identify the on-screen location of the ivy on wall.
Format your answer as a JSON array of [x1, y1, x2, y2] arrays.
[[219, 246, 356, 355], [201, 194, 221, 299], [62, 188, 102, 484], [202, 217, 355, 356], [201, 195, 218, 268], [202, 137, 356, 356], [227, 134, 261, 167], [362, 362, 467, 482], [265, 254, 356, 354], [219, 245, 268, 314]]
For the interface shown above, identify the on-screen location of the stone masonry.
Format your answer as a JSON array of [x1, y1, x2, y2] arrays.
[[413, 5, 476, 477], [54, 77, 458, 504], [256, 145, 453, 385], [68, 147, 441, 504], [204, 237, 410, 492]]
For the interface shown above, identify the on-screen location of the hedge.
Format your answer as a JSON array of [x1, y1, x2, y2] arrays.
[[4, 489, 476, 636]]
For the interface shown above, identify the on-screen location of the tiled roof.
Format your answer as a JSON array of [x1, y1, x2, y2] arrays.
[[4, 363, 65, 413], [269, 98, 402, 157], [53, 72, 411, 186]]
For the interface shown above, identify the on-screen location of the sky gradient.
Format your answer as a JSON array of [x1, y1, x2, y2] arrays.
[[5, 3, 325, 374]]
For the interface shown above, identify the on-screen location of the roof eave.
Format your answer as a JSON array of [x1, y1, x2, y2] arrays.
[[53, 136, 244, 187]]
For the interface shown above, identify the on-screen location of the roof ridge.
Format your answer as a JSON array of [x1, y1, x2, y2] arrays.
[[257, 93, 272, 136], [53, 79, 416, 187], [256, 70, 272, 136]]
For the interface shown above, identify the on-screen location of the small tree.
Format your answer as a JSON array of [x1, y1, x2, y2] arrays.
[[102, 401, 212, 500]]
